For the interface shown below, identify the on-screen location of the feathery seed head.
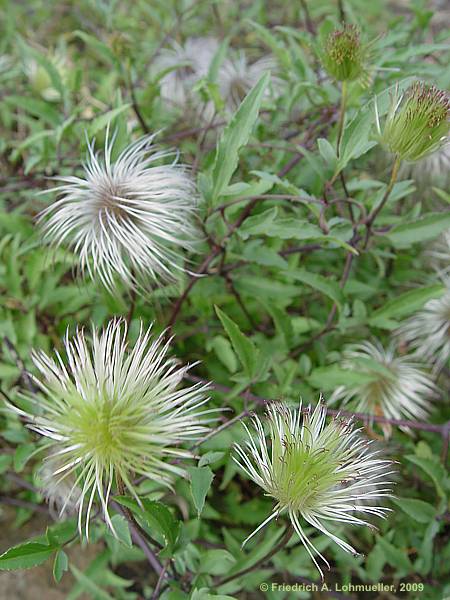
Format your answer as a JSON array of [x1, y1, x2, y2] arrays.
[[425, 228, 450, 277], [377, 82, 449, 161], [155, 37, 219, 108], [0, 55, 13, 76], [331, 341, 436, 436], [218, 53, 280, 112], [39, 457, 81, 520], [38, 130, 199, 294], [396, 284, 450, 371], [7, 319, 212, 536], [155, 38, 280, 118], [400, 143, 450, 190], [234, 401, 392, 578], [321, 25, 366, 83]]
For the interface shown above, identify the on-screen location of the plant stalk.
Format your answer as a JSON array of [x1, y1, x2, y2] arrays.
[[336, 80, 348, 157], [364, 154, 401, 246]]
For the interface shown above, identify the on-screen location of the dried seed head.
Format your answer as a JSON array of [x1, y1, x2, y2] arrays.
[[38, 129, 200, 294], [331, 340, 437, 437]]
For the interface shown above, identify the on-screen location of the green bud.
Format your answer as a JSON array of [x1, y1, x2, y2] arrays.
[[321, 25, 365, 82], [377, 82, 449, 162]]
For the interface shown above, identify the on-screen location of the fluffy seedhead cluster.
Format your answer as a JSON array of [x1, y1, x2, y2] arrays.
[[377, 82, 449, 161], [426, 229, 450, 277], [218, 53, 279, 111], [39, 131, 199, 294], [331, 341, 436, 437], [154, 37, 279, 116], [321, 25, 367, 83], [401, 142, 450, 190], [7, 320, 212, 535], [234, 401, 392, 578], [396, 284, 450, 371], [39, 457, 81, 520], [154, 37, 219, 109]]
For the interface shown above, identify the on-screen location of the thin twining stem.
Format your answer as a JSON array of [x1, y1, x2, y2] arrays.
[[336, 80, 348, 158], [190, 410, 250, 451], [184, 373, 450, 435], [363, 154, 402, 247], [167, 197, 260, 329]]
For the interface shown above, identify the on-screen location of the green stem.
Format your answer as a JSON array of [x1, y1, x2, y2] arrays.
[[338, 0, 346, 22], [336, 80, 347, 158], [364, 154, 402, 247]]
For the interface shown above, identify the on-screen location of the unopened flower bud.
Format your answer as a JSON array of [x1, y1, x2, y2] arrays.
[[377, 82, 449, 162], [321, 25, 365, 82]]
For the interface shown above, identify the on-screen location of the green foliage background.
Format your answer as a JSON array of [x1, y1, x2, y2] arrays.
[[0, 0, 449, 598]]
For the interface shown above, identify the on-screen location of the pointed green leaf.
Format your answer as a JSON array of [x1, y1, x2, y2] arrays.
[[199, 451, 226, 468], [108, 514, 132, 547], [88, 105, 131, 137], [391, 498, 436, 524], [215, 306, 258, 377], [210, 73, 269, 203], [308, 365, 375, 390], [53, 550, 69, 583], [371, 284, 445, 321], [70, 565, 114, 600], [14, 443, 38, 472], [385, 212, 450, 248], [210, 335, 238, 373], [0, 542, 54, 570], [376, 537, 412, 572], [115, 497, 180, 552], [405, 455, 447, 499], [288, 269, 344, 309], [198, 549, 236, 575], [317, 137, 338, 171], [187, 466, 214, 517]]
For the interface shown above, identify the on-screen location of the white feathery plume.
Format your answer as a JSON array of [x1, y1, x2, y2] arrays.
[[155, 38, 281, 117], [218, 52, 281, 112], [233, 401, 393, 579], [38, 129, 199, 293], [39, 457, 81, 520], [396, 283, 450, 372], [154, 37, 219, 108], [6, 319, 214, 537], [331, 340, 436, 436], [425, 229, 450, 277], [400, 143, 450, 190]]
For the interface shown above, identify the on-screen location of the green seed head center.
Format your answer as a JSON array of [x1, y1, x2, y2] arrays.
[[272, 434, 343, 512], [66, 396, 144, 465]]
